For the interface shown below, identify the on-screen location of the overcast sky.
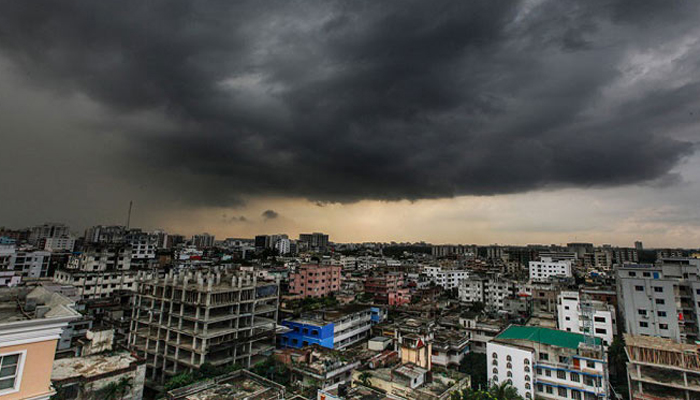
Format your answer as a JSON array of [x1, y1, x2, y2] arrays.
[[1, 0, 699, 247]]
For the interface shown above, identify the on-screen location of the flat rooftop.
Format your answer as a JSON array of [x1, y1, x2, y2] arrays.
[[52, 352, 140, 381], [496, 325, 601, 349]]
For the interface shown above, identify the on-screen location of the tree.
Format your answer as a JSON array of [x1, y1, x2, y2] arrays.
[[608, 336, 629, 399], [358, 371, 372, 387], [488, 381, 522, 400], [98, 377, 133, 400], [459, 352, 487, 390]]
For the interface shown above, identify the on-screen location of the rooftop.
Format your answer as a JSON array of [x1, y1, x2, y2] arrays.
[[52, 352, 141, 381], [166, 370, 285, 400], [496, 325, 601, 350]]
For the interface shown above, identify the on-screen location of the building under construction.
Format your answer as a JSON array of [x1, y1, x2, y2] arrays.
[[625, 334, 700, 400], [128, 268, 279, 386]]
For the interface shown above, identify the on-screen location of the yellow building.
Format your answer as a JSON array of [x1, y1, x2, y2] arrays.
[[0, 287, 80, 400]]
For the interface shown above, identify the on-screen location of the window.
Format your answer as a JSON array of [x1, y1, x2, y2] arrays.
[[525, 375, 531, 381], [654, 287, 663, 293], [492, 352, 498, 359], [537, 384, 544, 392], [539, 353, 549, 361], [492, 360, 498, 366], [594, 316, 606, 323], [507, 362, 512, 369], [655, 299, 665, 305], [660, 323, 668, 330], [629, 271, 636, 277], [493, 368, 498, 374], [559, 387, 568, 397], [546, 386, 553, 394], [524, 359, 530, 365], [506, 355, 512, 361], [545, 369, 551, 377], [570, 372, 580, 382], [640, 321, 649, 328], [658, 311, 667, 317], [493, 376, 498, 382], [0, 353, 21, 393], [635, 285, 644, 291], [507, 371, 513, 378], [557, 370, 566, 379], [525, 392, 531, 399], [587, 360, 596, 368], [559, 355, 567, 363], [524, 366, 530, 373], [572, 390, 581, 400], [525, 383, 531, 390], [638, 309, 647, 315], [595, 328, 607, 334], [536, 368, 543, 375]]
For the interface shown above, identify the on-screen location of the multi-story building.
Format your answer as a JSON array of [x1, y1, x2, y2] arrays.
[[557, 291, 616, 346], [423, 266, 469, 289], [28, 223, 70, 245], [617, 259, 700, 343], [10, 249, 51, 279], [53, 245, 136, 300], [583, 251, 612, 270], [0, 286, 81, 400], [611, 247, 638, 265], [298, 232, 329, 252], [488, 325, 608, 400], [431, 329, 469, 368], [126, 230, 158, 260], [43, 236, 75, 252], [192, 233, 215, 249], [129, 269, 279, 386], [84, 225, 127, 244], [364, 272, 403, 304], [458, 274, 517, 311], [529, 257, 573, 282], [625, 334, 700, 400], [289, 264, 342, 298], [431, 245, 475, 258], [280, 305, 372, 350]]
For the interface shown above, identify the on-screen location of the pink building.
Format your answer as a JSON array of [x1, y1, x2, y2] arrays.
[[388, 287, 411, 307], [289, 264, 342, 298]]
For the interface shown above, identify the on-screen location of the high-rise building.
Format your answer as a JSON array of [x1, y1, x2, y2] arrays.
[[84, 225, 127, 244], [128, 269, 279, 386], [298, 232, 329, 252], [634, 241, 643, 251], [617, 258, 700, 343], [29, 223, 70, 245], [192, 233, 215, 249]]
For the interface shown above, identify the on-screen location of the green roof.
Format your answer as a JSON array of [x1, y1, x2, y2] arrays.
[[496, 325, 601, 350]]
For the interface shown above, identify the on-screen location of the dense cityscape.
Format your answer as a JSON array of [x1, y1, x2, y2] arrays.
[[2, 1, 700, 400], [0, 222, 696, 399]]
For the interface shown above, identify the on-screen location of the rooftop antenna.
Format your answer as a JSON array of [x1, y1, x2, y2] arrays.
[[126, 200, 133, 230]]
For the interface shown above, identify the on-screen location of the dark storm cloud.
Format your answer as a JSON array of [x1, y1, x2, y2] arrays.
[[0, 0, 698, 205], [262, 210, 279, 220]]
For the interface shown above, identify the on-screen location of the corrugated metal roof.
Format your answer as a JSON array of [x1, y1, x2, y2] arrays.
[[496, 325, 601, 349]]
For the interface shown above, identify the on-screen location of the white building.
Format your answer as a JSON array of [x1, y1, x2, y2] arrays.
[[127, 231, 157, 260], [423, 266, 469, 289], [54, 245, 136, 300], [10, 249, 51, 278], [458, 274, 516, 311], [44, 236, 75, 252], [274, 238, 291, 255], [488, 325, 608, 400], [557, 291, 616, 346], [529, 257, 572, 282]]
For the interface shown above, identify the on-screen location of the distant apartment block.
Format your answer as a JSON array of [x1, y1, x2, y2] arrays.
[[529, 257, 572, 282], [557, 291, 616, 346], [289, 264, 341, 298], [298, 232, 329, 252], [43, 236, 75, 252], [423, 266, 469, 289], [126, 230, 158, 260], [617, 259, 700, 343], [458, 274, 517, 311], [29, 223, 70, 245], [53, 245, 136, 300], [365, 272, 403, 304], [192, 233, 215, 249], [129, 269, 279, 385]]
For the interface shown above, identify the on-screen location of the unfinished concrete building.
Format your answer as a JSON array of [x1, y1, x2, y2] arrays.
[[128, 268, 279, 386], [625, 334, 700, 400]]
